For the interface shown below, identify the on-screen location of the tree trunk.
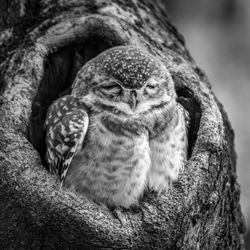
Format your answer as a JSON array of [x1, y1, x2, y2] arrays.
[[0, 0, 246, 249]]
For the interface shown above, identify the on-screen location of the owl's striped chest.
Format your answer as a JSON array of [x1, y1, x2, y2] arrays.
[[66, 114, 151, 207], [85, 114, 150, 167]]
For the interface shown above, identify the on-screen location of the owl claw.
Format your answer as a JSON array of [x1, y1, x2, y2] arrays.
[[129, 204, 141, 214], [146, 188, 162, 199], [114, 208, 127, 226], [99, 204, 127, 226], [109, 206, 127, 226]]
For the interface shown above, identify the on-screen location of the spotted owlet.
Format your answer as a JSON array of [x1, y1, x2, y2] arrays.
[[44, 46, 187, 208]]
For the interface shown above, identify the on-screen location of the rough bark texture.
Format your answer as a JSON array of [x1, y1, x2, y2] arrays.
[[0, 0, 246, 249]]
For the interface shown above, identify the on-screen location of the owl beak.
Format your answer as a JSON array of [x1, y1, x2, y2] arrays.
[[129, 91, 138, 111]]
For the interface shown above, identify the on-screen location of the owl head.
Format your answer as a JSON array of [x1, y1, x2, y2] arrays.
[[72, 46, 176, 117]]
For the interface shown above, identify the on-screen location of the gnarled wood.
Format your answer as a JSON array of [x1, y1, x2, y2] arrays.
[[0, 0, 246, 249]]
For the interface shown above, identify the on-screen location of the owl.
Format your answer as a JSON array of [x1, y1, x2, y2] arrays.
[[44, 46, 187, 208]]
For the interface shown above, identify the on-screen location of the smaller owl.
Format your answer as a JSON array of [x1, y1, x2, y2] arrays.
[[44, 46, 188, 208]]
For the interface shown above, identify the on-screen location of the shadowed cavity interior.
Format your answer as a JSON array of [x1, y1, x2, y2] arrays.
[[176, 86, 201, 158]]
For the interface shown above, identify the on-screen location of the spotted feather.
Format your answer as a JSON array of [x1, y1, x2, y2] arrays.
[[44, 95, 89, 184]]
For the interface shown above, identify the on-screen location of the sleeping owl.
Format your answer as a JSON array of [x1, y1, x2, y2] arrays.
[[44, 46, 188, 208]]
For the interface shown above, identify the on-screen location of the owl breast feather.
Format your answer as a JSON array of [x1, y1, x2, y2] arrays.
[[64, 113, 151, 208]]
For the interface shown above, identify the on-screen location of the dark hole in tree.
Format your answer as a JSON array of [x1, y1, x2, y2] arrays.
[[176, 86, 201, 158], [28, 37, 118, 168]]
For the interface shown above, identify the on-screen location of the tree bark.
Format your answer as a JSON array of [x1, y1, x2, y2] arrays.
[[0, 0, 246, 249]]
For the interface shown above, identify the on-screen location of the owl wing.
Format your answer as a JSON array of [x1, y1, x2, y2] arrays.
[[44, 95, 89, 184], [148, 104, 188, 191]]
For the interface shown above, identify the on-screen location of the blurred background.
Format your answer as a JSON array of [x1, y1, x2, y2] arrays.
[[164, 0, 250, 247]]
